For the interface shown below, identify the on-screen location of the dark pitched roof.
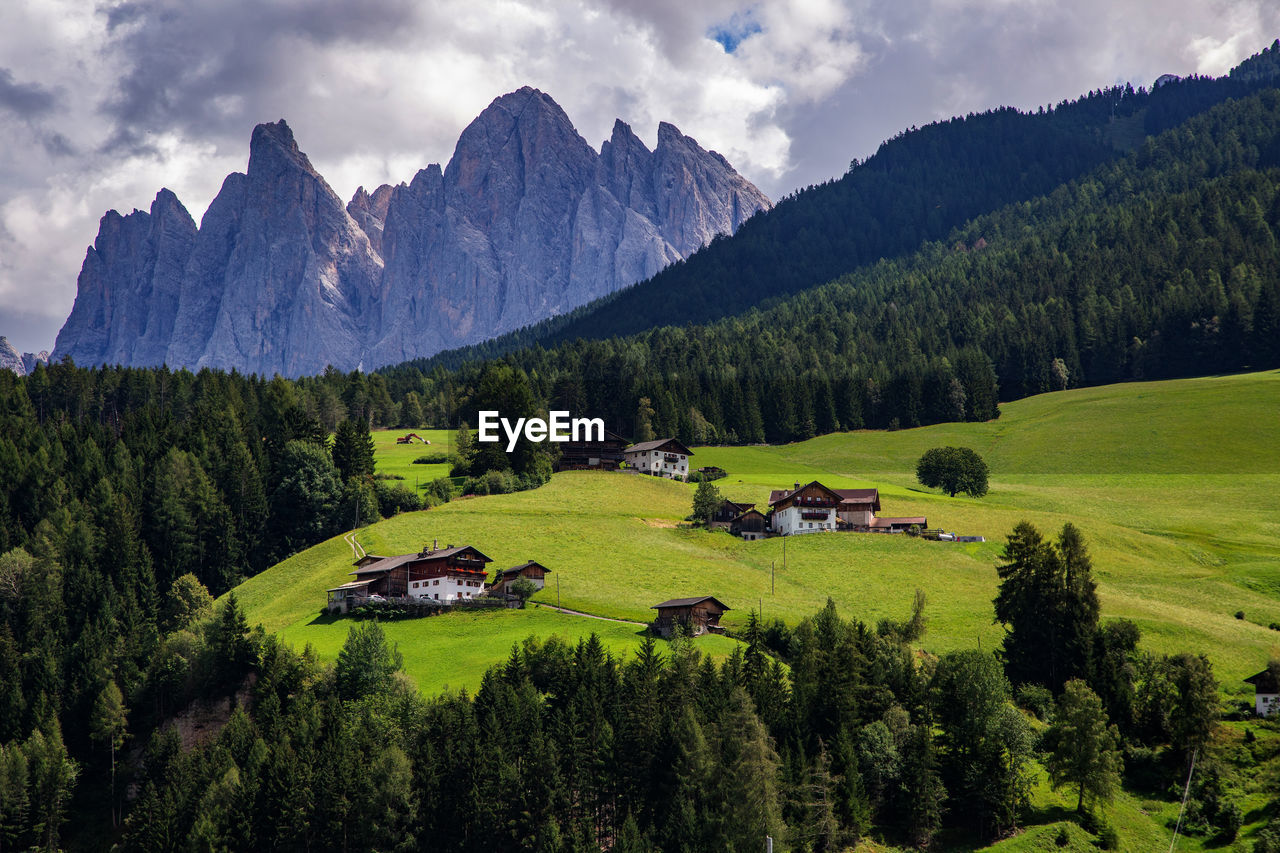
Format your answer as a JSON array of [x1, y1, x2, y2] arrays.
[[833, 488, 880, 504], [1245, 668, 1280, 693], [768, 480, 844, 506], [350, 545, 492, 576], [350, 553, 418, 576], [624, 437, 694, 456], [732, 508, 767, 521], [495, 561, 551, 579], [651, 596, 731, 611]]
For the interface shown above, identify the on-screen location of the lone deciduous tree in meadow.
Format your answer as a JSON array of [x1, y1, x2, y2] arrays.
[[692, 480, 722, 525], [916, 446, 989, 497]]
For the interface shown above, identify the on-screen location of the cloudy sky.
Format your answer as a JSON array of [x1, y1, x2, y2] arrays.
[[2, 0, 1279, 354]]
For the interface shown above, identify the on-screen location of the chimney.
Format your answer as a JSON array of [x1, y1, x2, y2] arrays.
[[433, 538, 438, 551], [793, 482, 800, 492]]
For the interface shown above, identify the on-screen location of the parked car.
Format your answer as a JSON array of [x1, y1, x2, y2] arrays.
[[368, 593, 387, 603]]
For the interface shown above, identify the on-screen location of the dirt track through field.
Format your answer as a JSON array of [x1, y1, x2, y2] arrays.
[[533, 604, 646, 626]]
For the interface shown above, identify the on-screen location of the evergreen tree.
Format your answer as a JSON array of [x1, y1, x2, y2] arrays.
[[209, 593, 256, 696], [994, 521, 1101, 691], [898, 724, 945, 849], [332, 417, 376, 482], [1043, 680, 1122, 814]]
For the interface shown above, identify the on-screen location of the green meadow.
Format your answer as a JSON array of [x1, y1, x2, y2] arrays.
[[232, 369, 1280, 702], [370, 427, 454, 487]]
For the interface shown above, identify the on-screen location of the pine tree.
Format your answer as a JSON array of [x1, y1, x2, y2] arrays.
[[898, 724, 945, 849], [332, 418, 376, 482]]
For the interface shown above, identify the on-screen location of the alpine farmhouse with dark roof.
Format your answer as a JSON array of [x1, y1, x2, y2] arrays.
[[327, 543, 492, 612], [623, 438, 694, 480]]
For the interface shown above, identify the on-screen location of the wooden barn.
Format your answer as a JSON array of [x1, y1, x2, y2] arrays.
[[710, 499, 756, 529], [489, 560, 552, 595], [554, 429, 628, 472], [730, 508, 769, 541], [651, 596, 731, 638]]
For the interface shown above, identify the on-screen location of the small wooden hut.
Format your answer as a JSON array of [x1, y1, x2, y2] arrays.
[[650, 596, 730, 638]]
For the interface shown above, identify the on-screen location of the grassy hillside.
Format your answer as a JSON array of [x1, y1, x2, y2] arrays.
[[232, 370, 1280, 705]]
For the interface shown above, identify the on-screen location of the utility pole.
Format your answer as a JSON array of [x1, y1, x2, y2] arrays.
[[771, 560, 775, 596], [557, 573, 561, 609]]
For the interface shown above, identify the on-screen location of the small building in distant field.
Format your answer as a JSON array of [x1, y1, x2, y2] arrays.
[[554, 429, 628, 472], [1245, 667, 1280, 717], [710, 499, 756, 529], [331, 542, 492, 611], [623, 438, 694, 481], [769, 481, 842, 535], [730, 508, 769, 541], [651, 596, 730, 638], [489, 560, 552, 595]]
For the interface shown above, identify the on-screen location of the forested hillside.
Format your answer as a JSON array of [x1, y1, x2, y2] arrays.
[[416, 40, 1280, 364], [381, 87, 1280, 444]]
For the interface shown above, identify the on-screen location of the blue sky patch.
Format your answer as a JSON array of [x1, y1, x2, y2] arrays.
[[709, 10, 762, 54]]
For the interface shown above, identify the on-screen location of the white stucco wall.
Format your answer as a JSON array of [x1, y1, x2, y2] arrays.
[[625, 449, 689, 480], [772, 505, 836, 535], [409, 575, 485, 602], [1257, 692, 1278, 717]]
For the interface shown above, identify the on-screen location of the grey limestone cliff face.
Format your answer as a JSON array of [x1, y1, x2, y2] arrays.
[[366, 87, 770, 365], [165, 121, 383, 376], [0, 337, 23, 374], [54, 89, 770, 376], [0, 339, 49, 376], [52, 188, 197, 367]]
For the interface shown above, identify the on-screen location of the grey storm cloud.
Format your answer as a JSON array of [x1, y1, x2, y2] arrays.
[[0, 68, 59, 117], [99, 0, 425, 145]]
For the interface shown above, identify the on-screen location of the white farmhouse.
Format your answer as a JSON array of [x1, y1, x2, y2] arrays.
[[768, 481, 842, 535], [622, 438, 694, 481]]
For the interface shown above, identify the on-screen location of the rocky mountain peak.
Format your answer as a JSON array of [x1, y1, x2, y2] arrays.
[[55, 89, 770, 376], [0, 337, 23, 374], [247, 119, 319, 182]]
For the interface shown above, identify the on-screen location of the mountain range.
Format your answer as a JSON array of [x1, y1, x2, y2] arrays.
[[0, 337, 47, 376], [50, 88, 769, 376]]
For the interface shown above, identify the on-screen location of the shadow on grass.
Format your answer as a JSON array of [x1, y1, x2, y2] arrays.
[[305, 611, 344, 627]]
